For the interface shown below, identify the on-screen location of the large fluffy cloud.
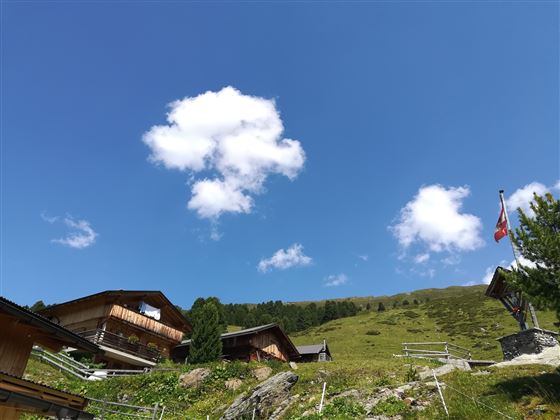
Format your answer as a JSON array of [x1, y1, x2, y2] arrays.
[[506, 181, 558, 218], [143, 87, 306, 219], [258, 243, 312, 273], [391, 185, 484, 254]]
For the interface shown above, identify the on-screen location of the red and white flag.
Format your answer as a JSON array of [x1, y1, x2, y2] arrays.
[[494, 206, 508, 242]]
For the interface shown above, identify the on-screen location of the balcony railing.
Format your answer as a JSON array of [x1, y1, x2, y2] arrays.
[[78, 329, 161, 362]]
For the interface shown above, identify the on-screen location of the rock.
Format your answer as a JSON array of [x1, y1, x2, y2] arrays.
[[225, 378, 243, 391], [419, 364, 457, 380], [289, 361, 298, 370], [253, 366, 273, 381], [269, 394, 299, 420], [179, 368, 211, 388], [221, 371, 298, 420], [493, 345, 560, 368], [335, 389, 362, 399], [403, 397, 417, 406]]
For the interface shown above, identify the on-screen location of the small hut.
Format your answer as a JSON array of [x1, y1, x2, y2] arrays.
[[296, 341, 332, 363]]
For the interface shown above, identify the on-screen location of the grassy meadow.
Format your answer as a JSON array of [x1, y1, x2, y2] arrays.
[[23, 285, 560, 419]]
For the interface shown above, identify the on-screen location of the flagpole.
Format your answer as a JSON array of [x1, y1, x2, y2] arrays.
[[499, 190, 540, 329]]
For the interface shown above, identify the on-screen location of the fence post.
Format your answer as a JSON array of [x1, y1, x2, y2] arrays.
[[318, 382, 327, 413], [151, 403, 159, 420], [444, 343, 449, 359], [158, 405, 165, 420], [432, 370, 449, 417], [100, 399, 107, 420]]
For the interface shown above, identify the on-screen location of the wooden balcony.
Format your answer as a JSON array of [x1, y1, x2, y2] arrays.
[[78, 329, 160, 362], [108, 305, 184, 342]]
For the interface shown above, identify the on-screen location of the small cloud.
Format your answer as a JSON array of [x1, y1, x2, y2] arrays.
[[510, 256, 537, 270], [324, 273, 348, 287], [441, 255, 461, 266], [506, 182, 549, 218], [482, 266, 494, 284], [358, 255, 369, 261], [414, 253, 430, 264], [44, 215, 98, 249], [258, 243, 312, 273], [390, 184, 484, 254]]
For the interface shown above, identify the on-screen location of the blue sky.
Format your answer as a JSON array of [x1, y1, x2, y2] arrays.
[[1, 2, 558, 309]]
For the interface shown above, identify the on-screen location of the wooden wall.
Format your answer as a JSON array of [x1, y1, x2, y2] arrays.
[[0, 316, 35, 377], [250, 332, 289, 362], [109, 305, 183, 342]]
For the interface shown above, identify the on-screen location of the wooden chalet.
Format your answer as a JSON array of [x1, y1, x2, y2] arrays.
[[172, 323, 300, 363], [296, 341, 332, 363], [39, 290, 192, 369], [0, 296, 98, 419]]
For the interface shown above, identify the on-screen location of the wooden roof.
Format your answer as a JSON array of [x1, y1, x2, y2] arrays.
[[39, 290, 191, 332], [485, 267, 512, 299], [0, 296, 99, 353], [0, 371, 92, 419], [296, 343, 332, 357]]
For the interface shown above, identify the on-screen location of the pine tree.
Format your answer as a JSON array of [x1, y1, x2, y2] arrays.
[[377, 302, 386, 312], [189, 302, 223, 363], [504, 192, 560, 321]]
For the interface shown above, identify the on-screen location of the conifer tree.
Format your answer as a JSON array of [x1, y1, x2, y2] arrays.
[[377, 302, 386, 312], [189, 302, 223, 363], [504, 193, 560, 321]]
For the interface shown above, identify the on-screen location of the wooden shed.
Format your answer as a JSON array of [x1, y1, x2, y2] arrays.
[[296, 341, 332, 363], [0, 296, 98, 419], [172, 323, 300, 363], [39, 290, 191, 369]]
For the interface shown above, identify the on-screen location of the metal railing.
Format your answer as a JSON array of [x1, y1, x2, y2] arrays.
[[78, 329, 161, 362], [400, 342, 472, 360], [31, 347, 153, 380]]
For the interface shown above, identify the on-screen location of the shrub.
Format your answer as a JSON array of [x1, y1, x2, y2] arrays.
[[366, 330, 381, 336]]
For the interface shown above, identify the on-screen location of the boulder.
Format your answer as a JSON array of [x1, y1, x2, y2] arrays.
[[179, 368, 211, 388], [225, 378, 243, 391], [221, 371, 298, 420], [418, 364, 457, 380], [289, 361, 298, 370], [253, 366, 273, 381]]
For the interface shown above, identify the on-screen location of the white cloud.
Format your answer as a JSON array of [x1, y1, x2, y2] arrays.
[[143, 86, 306, 220], [510, 256, 537, 270], [45, 215, 98, 249], [358, 255, 369, 261], [324, 273, 348, 287], [390, 185, 484, 254], [506, 182, 548, 217], [482, 266, 495, 284], [414, 253, 430, 264], [258, 243, 312, 273]]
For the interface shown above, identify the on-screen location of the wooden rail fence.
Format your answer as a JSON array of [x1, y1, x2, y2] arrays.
[[399, 342, 472, 360]]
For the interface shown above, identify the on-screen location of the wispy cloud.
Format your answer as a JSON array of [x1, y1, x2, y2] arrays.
[[143, 86, 306, 221], [414, 253, 430, 264], [258, 243, 312, 273], [324, 273, 348, 287], [43, 214, 98, 249], [358, 255, 369, 261]]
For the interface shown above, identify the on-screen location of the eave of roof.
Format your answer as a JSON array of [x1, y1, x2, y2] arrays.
[[0, 296, 99, 353], [38, 290, 191, 331]]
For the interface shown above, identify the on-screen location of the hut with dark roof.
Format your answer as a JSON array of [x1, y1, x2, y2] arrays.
[[172, 323, 300, 363], [296, 341, 332, 363]]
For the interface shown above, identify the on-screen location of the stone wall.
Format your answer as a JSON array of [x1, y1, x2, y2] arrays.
[[498, 328, 559, 361]]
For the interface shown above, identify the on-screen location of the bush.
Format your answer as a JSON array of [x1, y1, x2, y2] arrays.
[[403, 311, 420, 319], [366, 330, 381, 336]]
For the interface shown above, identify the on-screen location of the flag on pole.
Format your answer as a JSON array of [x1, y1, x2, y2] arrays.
[[494, 206, 508, 242]]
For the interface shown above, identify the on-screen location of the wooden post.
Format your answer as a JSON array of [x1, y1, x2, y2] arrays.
[[318, 382, 327, 413], [151, 403, 159, 420], [433, 370, 449, 417], [100, 399, 107, 420]]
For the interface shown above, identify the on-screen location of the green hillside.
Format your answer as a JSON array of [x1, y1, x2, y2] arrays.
[[23, 286, 560, 419]]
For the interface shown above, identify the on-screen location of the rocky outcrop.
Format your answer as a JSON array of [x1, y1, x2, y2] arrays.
[[179, 368, 211, 388], [493, 345, 560, 367], [221, 371, 298, 419]]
